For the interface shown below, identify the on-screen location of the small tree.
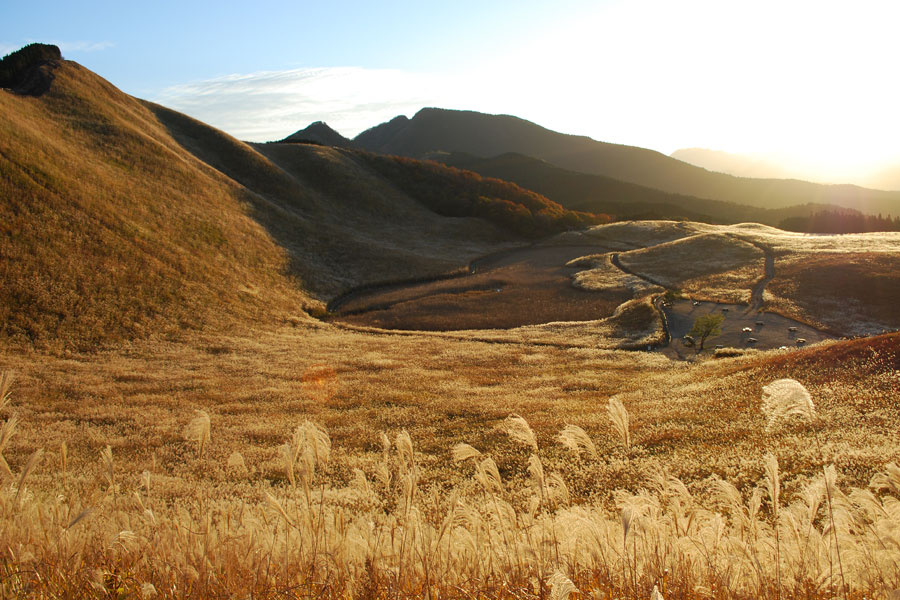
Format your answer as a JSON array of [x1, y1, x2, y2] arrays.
[[689, 313, 724, 351]]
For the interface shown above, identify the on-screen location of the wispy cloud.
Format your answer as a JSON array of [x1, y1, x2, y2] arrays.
[[154, 67, 455, 142], [54, 40, 115, 53]]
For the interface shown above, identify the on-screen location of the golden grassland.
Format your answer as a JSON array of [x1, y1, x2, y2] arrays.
[[1, 325, 900, 598], [5, 55, 900, 598]]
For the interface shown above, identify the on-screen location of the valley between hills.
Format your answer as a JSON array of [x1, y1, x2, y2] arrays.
[[2, 45, 900, 599]]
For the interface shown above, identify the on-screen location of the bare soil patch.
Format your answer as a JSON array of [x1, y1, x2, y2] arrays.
[[332, 245, 630, 330]]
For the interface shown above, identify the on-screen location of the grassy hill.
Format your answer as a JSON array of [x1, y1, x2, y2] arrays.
[[0, 48, 312, 351], [355, 107, 900, 214], [0, 50, 531, 350]]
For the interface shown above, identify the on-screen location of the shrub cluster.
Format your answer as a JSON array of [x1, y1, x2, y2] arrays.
[[0, 43, 61, 88]]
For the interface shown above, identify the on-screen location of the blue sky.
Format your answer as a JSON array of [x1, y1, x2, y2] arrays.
[[4, 0, 900, 183]]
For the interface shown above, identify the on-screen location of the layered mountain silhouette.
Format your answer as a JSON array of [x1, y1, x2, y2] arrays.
[[353, 108, 900, 215], [433, 152, 866, 226]]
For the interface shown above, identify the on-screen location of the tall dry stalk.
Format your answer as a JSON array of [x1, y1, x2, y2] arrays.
[[761, 378, 845, 597], [608, 395, 631, 450], [99, 445, 114, 492], [0, 413, 19, 480], [185, 410, 211, 458], [502, 413, 538, 451], [14, 447, 43, 502], [0, 373, 16, 481], [764, 453, 781, 599], [558, 424, 599, 460], [547, 570, 579, 600], [0, 372, 11, 412]]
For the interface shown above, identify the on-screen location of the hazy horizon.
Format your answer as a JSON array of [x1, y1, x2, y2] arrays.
[[5, 0, 900, 187]]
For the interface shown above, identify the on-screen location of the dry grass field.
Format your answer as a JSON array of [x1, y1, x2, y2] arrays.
[[2, 327, 900, 598], [4, 51, 900, 599]]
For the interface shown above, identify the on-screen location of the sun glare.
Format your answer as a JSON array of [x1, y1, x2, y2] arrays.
[[454, 0, 900, 180]]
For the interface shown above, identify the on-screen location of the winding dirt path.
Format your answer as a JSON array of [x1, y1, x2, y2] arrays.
[[734, 237, 775, 310], [610, 253, 671, 344]]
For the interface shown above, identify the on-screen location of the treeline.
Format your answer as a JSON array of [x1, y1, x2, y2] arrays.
[[779, 209, 900, 233], [352, 151, 610, 238], [0, 43, 61, 88]]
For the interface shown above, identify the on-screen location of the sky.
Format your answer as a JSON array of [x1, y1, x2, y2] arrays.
[[4, 0, 900, 185]]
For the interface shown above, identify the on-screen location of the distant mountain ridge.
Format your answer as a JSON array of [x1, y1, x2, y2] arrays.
[[434, 151, 867, 227], [281, 121, 354, 147], [352, 108, 900, 215], [670, 148, 794, 180]]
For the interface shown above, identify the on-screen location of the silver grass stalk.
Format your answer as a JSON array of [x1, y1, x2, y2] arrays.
[[451, 442, 482, 462], [650, 585, 666, 600], [14, 447, 43, 501], [558, 424, 599, 460], [764, 452, 782, 597], [547, 472, 570, 507], [100, 445, 114, 491], [761, 378, 816, 430], [547, 570, 579, 600], [870, 462, 900, 495], [502, 414, 538, 451], [60, 441, 67, 483], [0, 413, 19, 454], [264, 491, 292, 524], [475, 457, 503, 493], [185, 410, 211, 458], [396, 429, 414, 471], [294, 421, 331, 482], [0, 372, 11, 412], [608, 395, 631, 450], [528, 453, 546, 496], [280, 442, 296, 488], [66, 507, 93, 530], [0, 413, 18, 480], [764, 453, 781, 512]]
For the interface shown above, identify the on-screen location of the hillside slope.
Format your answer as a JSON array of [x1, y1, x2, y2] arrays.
[[0, 48, 520, 350], [355, 108, 900, 214], [0, 50, 311, 350]]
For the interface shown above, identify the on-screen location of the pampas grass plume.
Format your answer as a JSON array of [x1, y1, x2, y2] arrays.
[[761, 378, 815, 430], [608, 395, 631, 449], [502, 414, 537, 451], [547, 570, 578, 600], [559, 424, 599, 460], [0, 372, 11, 412], [185, 410, 211, 458], [452, 442, 481, 462]]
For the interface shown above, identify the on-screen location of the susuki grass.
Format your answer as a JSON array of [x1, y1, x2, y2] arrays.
[[1, 335, 899, 599]]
